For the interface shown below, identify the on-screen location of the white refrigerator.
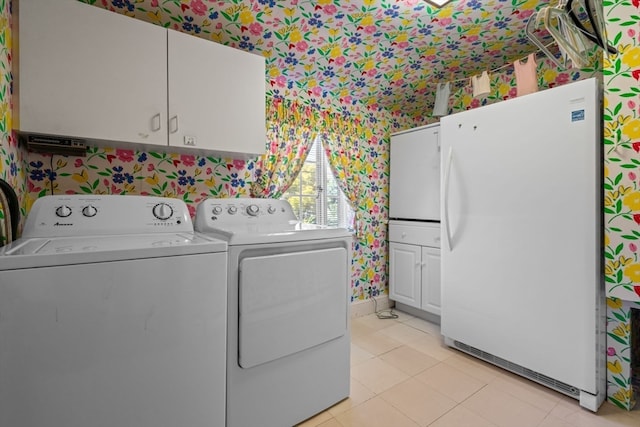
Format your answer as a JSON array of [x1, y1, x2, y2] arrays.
[[440, 78, 605, 411]]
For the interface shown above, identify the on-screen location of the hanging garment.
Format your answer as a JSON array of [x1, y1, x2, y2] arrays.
[[432, 82, 450, 117], [471, 71, 490, 98], [514, 53, 538, 97]]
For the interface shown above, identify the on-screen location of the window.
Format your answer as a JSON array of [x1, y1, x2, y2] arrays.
[[283, 137, 354, 229]]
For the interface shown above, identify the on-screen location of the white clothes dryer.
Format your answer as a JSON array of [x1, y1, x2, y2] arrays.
[[195, 198, 352, 427], [0, 195, 227, 427]]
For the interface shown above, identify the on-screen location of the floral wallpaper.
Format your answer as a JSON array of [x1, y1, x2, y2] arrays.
[[394, 54, 600, 130], [81, 0, 553, 124], [604, 3, 640, 304], [0, 0, 21, 245], [603, 0, 640, 411], [25, 105, 391, 303], [25, 149, 254, 216], [607, 298, 640, 410]]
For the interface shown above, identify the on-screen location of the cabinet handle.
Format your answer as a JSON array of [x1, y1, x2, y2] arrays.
[[151, 113, 161, 132], [444, 147, 454, 251], [401, 232, 406, 238], [169, 115, 179, 134], [415, 262, 421, 267]]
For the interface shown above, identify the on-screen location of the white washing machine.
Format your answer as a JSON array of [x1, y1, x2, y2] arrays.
[[195, 198, 352, 427], [0, 195, 227, 427]]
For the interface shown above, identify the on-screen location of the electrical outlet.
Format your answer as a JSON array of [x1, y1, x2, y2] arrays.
[[184, 135, 196, 146]]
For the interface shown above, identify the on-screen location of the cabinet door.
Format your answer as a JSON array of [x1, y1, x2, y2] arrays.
[[15, 0, 167, 146], [389, 124, 440, 221], [389, 242, 421, 309], [421, 247, 441, 315], [168, 30, 266, 156]]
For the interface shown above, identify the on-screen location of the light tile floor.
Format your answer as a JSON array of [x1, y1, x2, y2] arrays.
[[296, 310, 640, 427]]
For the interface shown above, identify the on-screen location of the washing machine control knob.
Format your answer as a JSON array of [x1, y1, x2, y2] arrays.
[[152, 203, 173, 220], [212, 206, 223, 215], [82, 205, 98, 217], [267, 206, 276, 214], [55, 205, 72, 218], [228, 206, 238, 214], [246, 204, 259, 216]]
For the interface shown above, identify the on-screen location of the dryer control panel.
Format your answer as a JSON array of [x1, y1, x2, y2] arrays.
[[195, 198, 297, 228], [22, 195, 193, 238]]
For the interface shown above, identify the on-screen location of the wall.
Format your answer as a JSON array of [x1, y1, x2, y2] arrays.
[[604, 0, 640, 411], [25, 109, 391, 304], [0, 0, 25, 244], [392, 54, 600, 131]]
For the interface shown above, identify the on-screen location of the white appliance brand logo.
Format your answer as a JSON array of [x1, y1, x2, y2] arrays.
[[54, 222, 73, 226]]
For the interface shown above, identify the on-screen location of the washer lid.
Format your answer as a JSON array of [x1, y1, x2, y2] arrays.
[[0, 232, 226, 270]]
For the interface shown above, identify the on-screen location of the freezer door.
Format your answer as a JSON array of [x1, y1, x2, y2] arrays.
[[440, 78, 601, 394], [389, 124, 441, 221]]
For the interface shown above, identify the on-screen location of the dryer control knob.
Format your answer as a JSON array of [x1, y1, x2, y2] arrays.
[[228, 206, 238, 214], [82, 205, 98, 217], [212, 206, 223, 215], [56, 205, 72, 218], [267, 206, 276, 214], [246, 204, 259, 216], [153, 203, 173, 220]]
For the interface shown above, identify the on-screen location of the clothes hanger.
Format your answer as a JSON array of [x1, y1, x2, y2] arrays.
[[526, 9, 565, 69], [587, 0, 615, 55], [543, 5, 591, 68], [565, 0, 617, 55], [527, 0, 615, 70]]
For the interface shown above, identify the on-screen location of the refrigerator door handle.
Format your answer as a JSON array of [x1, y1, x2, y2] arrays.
[[444, 146, 453, 251]]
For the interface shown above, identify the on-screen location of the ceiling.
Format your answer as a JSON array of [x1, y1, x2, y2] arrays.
[[87, 0, 551, 120]]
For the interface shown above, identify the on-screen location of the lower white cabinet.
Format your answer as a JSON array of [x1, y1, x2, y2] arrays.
[[389, 221, 441, 316]]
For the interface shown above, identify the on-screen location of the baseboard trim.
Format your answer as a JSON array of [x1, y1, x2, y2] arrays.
[[350, 295, 393, 318], [394, 302, 441, 325]]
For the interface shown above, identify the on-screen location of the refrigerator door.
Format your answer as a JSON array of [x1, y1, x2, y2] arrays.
[[440, 79, 602, 396], [389, 124, 440, 221]]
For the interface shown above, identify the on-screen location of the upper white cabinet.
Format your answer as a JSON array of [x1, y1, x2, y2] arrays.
[[14, 0, 266, 157], [14, 0, 168, 146], [389, 124, 440, 221], [167, 30, 265, 156]]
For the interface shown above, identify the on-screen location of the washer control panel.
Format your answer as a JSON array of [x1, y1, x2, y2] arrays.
[[22, 195, 194, 238], [195, 198, 298, 228]]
